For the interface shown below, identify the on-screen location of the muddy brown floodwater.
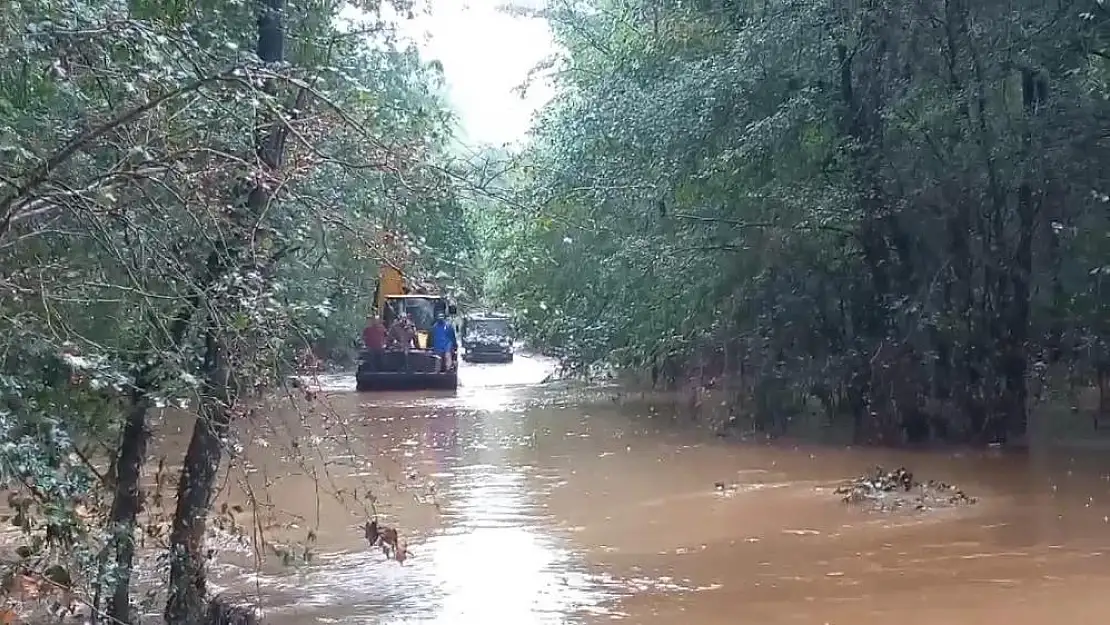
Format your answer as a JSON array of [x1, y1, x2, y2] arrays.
[[150, 354, 1110, 625]]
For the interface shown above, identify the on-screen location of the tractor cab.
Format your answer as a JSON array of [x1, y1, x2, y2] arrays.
[[382, 295, 456, 349]]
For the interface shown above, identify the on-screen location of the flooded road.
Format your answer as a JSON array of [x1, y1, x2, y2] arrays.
[[175, 354, 1110, 625]]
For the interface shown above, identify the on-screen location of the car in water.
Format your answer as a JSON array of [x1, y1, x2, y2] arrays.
[[461, 312, 514, 364]]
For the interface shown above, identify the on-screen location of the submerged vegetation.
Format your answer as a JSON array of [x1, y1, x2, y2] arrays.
[[832, 466, 977, 514]]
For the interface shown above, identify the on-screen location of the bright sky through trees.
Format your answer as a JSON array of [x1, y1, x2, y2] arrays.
[[397, 0, 556, 147]]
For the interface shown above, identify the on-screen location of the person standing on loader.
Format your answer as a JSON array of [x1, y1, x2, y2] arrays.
[[387, 312, 417, 349], [431, 312, 458, 372], [362, 313, 386, 369]]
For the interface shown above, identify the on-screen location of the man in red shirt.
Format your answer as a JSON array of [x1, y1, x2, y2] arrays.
[[362, 314, 386, 369]]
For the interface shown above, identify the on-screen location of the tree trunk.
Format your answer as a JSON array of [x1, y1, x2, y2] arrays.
[[1000, 67, 1045, 443], [106, 294, 209, 623], [165, 329, 237, 625], [105, 389, 151, 625], [164, 1, 287, 623]]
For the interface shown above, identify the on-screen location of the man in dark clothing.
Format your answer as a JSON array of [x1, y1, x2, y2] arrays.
[[387, 313, 417, 349]]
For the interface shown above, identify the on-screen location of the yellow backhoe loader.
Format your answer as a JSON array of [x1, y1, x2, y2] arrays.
[[355, 264, 459, 392]]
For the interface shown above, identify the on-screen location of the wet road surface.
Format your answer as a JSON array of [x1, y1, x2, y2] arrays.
[[158, 354, 1110, 625]]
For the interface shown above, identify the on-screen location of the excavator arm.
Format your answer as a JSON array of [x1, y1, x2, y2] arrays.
[[374, 264, 406, 314]]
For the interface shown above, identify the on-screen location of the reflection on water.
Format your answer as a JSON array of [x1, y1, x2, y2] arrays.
[[255, 466, 620, 625], [245, 356, 628, 625], [426, 470, 601, 623], [172, 354, 1110, 625]]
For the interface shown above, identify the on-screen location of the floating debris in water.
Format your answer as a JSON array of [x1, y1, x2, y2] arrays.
[[833, 465, 977, 513], [712, 481, 746, 497], [363, 519, 408, 563]]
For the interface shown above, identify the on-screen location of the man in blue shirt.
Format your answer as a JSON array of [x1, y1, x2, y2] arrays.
[[430, 312, 458, 371]]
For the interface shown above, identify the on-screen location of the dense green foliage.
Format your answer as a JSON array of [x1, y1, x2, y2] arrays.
[[3, 0, 1110, 620], [0, 0, 482, 621], [489, 0, 1110, 443]]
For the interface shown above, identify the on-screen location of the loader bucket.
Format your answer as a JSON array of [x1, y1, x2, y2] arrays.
[[355, 350, 459, 392]]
